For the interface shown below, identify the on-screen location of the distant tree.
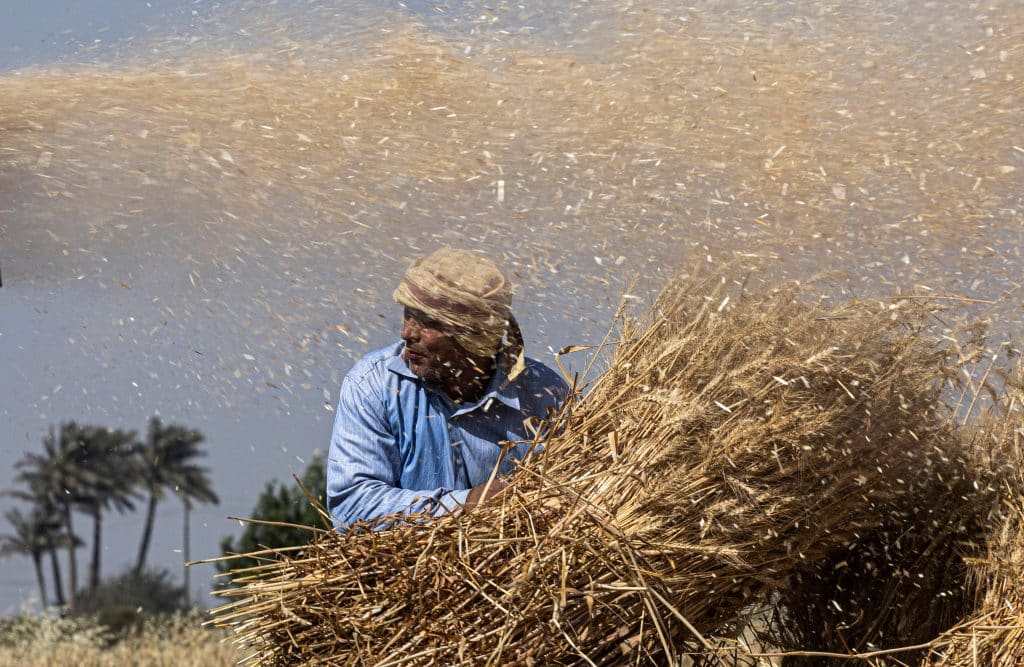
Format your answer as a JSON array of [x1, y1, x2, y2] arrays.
[[0, 494, 72, 608], [72, 566, 187, 616], [217, 452, 326, 584], [41, 499, 73, 608], [133, 417, 215, 576], [13, 422, 141, 604], [73, 426, 140, 591], [9, 418, 217, 610], [145, 422, 220, 606], [0, 508, 52, 608], [13, 423, 93, 607]]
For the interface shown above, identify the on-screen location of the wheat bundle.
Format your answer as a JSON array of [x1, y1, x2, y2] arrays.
[[765, 407, 1001, 664], [767, 508, 985, 667], [751, 362, 1022, 667], [922, 370, 1024, 667], [211, 273, 979, 665], [921, 485, 1024, 667], [763, 447, 993, 667]]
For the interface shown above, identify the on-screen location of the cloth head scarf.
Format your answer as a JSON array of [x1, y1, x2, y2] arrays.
[[393, 248, 526, 381]]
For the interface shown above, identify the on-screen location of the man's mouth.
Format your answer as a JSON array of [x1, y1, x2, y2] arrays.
[[405, 349, 426, 362]]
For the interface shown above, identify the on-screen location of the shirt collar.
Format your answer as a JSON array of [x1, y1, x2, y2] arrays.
[[386, 348, 418, 380], [386, 343, 521, 413]]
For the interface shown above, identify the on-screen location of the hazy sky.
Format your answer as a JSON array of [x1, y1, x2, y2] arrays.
[[0, 0, 614, 612], [2, 0, 1021, 616], [0, 0, 198, 70]]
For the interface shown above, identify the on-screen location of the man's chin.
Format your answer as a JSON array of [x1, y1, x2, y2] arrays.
[[405, 357, 435, 381]]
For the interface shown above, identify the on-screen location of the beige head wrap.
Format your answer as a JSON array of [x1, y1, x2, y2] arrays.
[[393, 248, 526, 381]]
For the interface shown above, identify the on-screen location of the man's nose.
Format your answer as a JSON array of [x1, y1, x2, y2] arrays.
[[401, 316, 419, 342]]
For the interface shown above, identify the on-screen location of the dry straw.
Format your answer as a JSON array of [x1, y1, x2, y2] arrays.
[[761, 359, 1020, 665], [208, 271, 998, 665], [922, 363, 1024, 667], [925, 493, 1024, 667]]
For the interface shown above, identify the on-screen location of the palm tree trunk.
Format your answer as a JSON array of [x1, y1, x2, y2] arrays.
[[62, 501, 77, 608], [183, 498, 191, 607], [135, 489, 158, 575], [89, 505, 102, 591], [48, 547, 65, 607], [32, 553, 48, 610]]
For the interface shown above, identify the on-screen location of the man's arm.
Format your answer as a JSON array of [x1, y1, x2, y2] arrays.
[[326, 375, 471, 527]]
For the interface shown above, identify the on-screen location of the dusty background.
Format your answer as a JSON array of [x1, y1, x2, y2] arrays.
[[1, 0, 1021, 611]]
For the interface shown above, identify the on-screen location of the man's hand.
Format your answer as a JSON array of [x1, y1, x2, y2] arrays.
[[463, 478, 508, 513]]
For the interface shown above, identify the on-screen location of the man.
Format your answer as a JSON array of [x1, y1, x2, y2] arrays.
[[326, 248, 569, 527]]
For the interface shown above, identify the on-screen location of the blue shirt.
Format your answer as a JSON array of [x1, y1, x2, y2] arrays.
[[326, 342, 569, 526]]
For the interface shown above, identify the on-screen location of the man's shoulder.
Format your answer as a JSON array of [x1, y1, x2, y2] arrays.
[[516, 356, 570, 401], [520, 356, 566, 384]]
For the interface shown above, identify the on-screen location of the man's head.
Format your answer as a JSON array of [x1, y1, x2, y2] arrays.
[[393, 248, 525, 398], [399, 305, 492, 398]]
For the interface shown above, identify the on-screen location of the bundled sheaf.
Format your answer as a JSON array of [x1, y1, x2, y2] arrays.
[[764, 363, 1024, 667], [923, 496, 1024, 666], [210, 272, 984, 665], [921, 366, 1024, 667], [763, 362, 1018, 666]]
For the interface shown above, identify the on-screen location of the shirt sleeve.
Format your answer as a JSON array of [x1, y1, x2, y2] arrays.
[[326, 373, 470, 527]]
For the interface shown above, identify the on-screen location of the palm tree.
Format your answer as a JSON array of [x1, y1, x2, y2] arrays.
[[13, 423, 91, 607], [72, 426, 139, 591], [2, 493, 73, 608], [134, 417, 217, 575], [14, 422, 140, 603], [0, 507, 52, 608], [0, 504, 79, 609], [39, 499, 72, 607], [177, 447, 219, 607]]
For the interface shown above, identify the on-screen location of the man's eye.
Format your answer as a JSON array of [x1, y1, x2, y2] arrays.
[[410, 312, 442, 329]]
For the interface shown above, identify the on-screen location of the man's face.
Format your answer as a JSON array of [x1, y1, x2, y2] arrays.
[[400, 307, 467, 386]]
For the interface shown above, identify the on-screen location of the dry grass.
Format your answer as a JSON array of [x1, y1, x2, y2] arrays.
[[743, 362, 1024, 667], [922, 365, 1024, 667], [759, 366, 1023, 666], [925, 499, 1024, 666], [0, 611, 242, 667], [209, 269, 996, 665]]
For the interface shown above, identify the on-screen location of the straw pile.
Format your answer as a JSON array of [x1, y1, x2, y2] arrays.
[[767, 509, 985, 666], [764, 376, 1009, 664], [763, 363, 1024, 667], [921, 367, 1024, 667], [211, 272, 986, 665], [924, 496, 1024, 666]]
